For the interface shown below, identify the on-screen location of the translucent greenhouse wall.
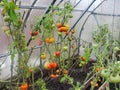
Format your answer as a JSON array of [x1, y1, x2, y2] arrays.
[[0, 0, 120, 80]]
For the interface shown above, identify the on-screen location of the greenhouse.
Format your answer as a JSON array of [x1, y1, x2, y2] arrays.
[[0, 0, 120, 90]]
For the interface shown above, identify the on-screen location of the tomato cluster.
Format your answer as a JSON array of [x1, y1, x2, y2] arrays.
[[50, 74, 59, 78], [29, 31, 39, 36], [48, 62, 57, 69], [45, 37, 55, 44], [100, 61, 120, 83], [57, 23, 70, 37]]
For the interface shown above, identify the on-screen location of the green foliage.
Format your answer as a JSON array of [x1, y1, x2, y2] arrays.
[[60, 74, 73, 84], [35, 79, 47, 90], [56, 1, 73, 23], [92, 24, 109, 45], [0, 0, 19, 25]]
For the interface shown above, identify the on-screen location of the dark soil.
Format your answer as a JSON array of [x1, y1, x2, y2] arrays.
[[0, 58, 119, 90]]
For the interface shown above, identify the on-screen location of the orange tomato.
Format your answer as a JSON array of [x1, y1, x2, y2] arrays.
[[45, 38, 49, 43], [50, 74, 56, 78], [63, 70, 68, 74], [59, 26, 68, 32], [58, 28, 63, 32], [95, 83, 98, 87], [95, 68, 99, 72], [20, 83, 28, 90], [49, 37, 55, 43], [29, 68, 33, 73], [50, 74, 59, 78], [55, 74, 59, 78], [45, 37, 55, 44], [56, 23, 63, 28], [71, 44, 75, 48], [56, 69, 62, 73], [48, 62, 57, 69], [81, 56, 86, 61], [90, 81, 94, 85]]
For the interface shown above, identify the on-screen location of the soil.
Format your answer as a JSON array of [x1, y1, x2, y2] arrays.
[[0, 58, 119, 90]]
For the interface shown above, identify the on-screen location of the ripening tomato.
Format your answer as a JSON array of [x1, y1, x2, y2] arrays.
[[55, 74, 59, 78], [45, 38, 49, 43], [29, 68, 33, 73], [49, 37, 55, 43], [30, 31, 38, 36], [56, 69, 62, 73], [20, 83, 28, 90], [65, 31, 69, 35], [58, 32, 62, 36], [30, 31, 33, 36], [50, 74, 56, 78], [50, 74, 59, 78], [81, 56, 86, 61], [71, 30, 75, 34], [95, 83, 98, 87], [63, 70, 68, 74], [64, 24, 69, 29], [44, 61, 50, 70], [41, 53, 46, 60], [59, 26, 68, 32], [90, 81, 94, 85], [55, 51, 60, 56], [34, 31, 39, 35], [48, 62, 57, 69], [56, 23, 63, 28], [95, 68, 99, 72], [45, 37, 55, 44]]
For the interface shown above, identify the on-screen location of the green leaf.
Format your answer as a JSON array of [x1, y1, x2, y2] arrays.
[[60, 76, 66, 83], [84, 48, 91, 62], [9, 9, 18, 24]]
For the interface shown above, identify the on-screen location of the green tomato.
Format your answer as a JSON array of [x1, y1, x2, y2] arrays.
[[114, 47, 120, 51], [31, 36, 35, 40], [52, 24, 55, 28], [63, 46, 68, 51], [4, 16, 11, 22], [101, 69, 110, 78], [58, 32, 62, 36], [68, 14, 73, 18], [79, 63, 83, 67], [109, 74, 120, 83]]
